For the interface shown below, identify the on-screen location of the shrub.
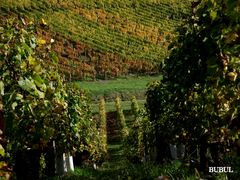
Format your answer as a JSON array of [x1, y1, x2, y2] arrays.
[[65, 86, 96, 154], [131, 96, 139, 119], [0, 17, 103, 177], [115, 96, 128, 139], [123, 113, 144, 163], [123, 96, 145, 163], [97, 97, 107, 161], [145, 0, 240, 173], [0, 130, 11, 179], [0, 18, 66, 152]]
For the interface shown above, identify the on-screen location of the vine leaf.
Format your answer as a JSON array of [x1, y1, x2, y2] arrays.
[[210, 10, 217, 21], [0, 144, 4, 157], [0, 81, 4, 95], [18, 78, 45, 98], [28, 56, 37, 66], [50, 52, 59, 64], [11, 102, 18, 110]]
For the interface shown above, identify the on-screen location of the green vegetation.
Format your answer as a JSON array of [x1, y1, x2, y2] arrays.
[[98, 98, 108, 157], [54, 161, 199, 180], [115, 97, 128, 139], [144, 0, 240, 178], [2, 0, 239, 180], [0, 0, 191, 79], [124, 98, 143, 164], [74, 76, 162, 101], [0, 18, 106, 179], [131, 96, 140, 118], [91, 99, 145, 113], [0, 0, 189, 60]]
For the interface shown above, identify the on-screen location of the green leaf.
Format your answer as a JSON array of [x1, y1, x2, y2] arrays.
[[15, 93, 23, 100], [30, 37, 36, 49], [0, 81, 4, 95], [20, 61, 27, 69], [37, 90, 45, 99], [34, 64, 43, 73], [0, 26, 4, 33], [12, 102, 18, 110], [33, 74, 44, 84], [28, 56, 37, 66], [22, 42, 33, 55], [210, 0, 217, 7], [18, 78, 45, 98], [210, 10, 217, 21], [14, 54, 22, 61], [33, 74, 47, 92], [50, 52, 59, 64], [0, 144, 5, 157], [18, 78, 35, 91]]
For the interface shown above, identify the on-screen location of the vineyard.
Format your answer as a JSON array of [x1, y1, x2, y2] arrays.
[[1, 0, 240, 179], [0, 0, 191, 80]]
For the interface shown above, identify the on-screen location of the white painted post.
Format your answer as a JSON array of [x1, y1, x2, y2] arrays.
[[150, 146, 157, 161], [169, 144, 178, 160], [65, 154, 74, 172], [177, 143, 185, 159], [55, 153, 67, 175], [53, 141, 74, 174], [53, 141, 67, 175]]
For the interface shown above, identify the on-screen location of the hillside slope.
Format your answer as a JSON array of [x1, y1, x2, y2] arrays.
[[0, 0, 191, 80]]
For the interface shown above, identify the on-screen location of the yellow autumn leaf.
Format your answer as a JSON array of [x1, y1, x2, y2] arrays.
[[37, 38, 46, 45], [28, 56, 37, 66], [34, 64, 42, 73], [0, 144, 5, 156], [20, 61, 27, 69], [41, 18, 47, 25], [227, 72, 237, 81]]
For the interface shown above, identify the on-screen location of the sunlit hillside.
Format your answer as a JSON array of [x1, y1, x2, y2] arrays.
[[1, 0, 191, 80]]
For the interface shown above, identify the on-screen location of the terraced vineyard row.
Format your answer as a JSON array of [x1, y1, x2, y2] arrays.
[[1, 0, 191, 80], [48, 12, 166, 60]]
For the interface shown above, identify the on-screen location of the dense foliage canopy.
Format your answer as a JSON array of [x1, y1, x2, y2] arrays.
[[0, 19, 106, 177], [145, 0, 240, 172]]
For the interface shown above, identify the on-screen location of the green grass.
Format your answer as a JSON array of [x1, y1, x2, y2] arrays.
[[53, 161, 199, 180], [75, 75, 162, 101]]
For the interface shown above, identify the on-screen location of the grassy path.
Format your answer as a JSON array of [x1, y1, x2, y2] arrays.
[[57, 112, 197, 180], [101, 112, 127, 171]]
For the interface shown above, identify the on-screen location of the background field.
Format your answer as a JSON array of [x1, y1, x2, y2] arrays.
[[74, 75, 162, 113], [91, 99, 145, 113], [1, 0, 191, 80], [0, 0, 189, 111], [74, 75, 162, 101]]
